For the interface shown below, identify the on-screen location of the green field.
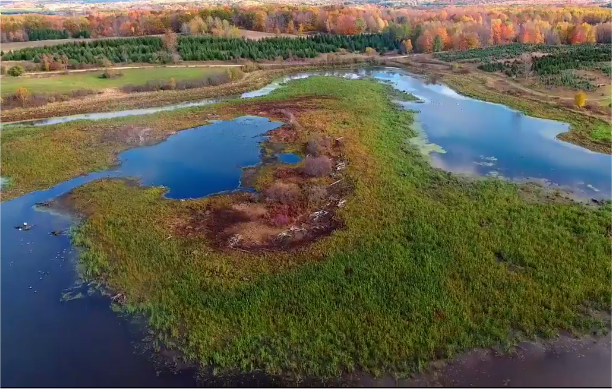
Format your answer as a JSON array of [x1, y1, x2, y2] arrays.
[[10, 77, 606, 379], [1, 67, 227, 95]]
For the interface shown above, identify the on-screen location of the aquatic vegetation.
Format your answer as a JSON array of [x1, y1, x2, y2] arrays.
[[60, 77, 610, 378]]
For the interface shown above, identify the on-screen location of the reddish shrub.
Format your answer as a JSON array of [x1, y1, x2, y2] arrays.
[[265, 182, 301, 205], [270, 213, 291, 226], [303, 156, 332, 177]]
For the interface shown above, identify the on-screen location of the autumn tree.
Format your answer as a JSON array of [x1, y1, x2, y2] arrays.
[[416, 30, 433, 53], [16, 87, 30, 106], [162, 29, 178, 52], [574, 92, 586, 108], [365, 47, 377, 56], [286, 20, 295, 34], [188, 17, 207, 35], [401, 39, 413, 54]]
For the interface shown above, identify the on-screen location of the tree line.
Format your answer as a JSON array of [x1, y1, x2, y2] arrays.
[[1, 5, 610, 54], [1, 33, 400, 64]]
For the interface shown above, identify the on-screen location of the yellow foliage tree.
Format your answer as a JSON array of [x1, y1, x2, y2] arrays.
[[16, 87, 30, 106], [574, 92, 586, 108], [401, 39, 413, 53]]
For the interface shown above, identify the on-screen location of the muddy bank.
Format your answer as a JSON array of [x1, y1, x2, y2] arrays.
[[352, 333, 611, 387]]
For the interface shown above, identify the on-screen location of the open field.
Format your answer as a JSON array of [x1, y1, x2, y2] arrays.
[[0, 67, 228, 95], [37, 76, 610, 379]]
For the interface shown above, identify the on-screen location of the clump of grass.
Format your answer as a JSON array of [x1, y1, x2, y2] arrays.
[[60, 77, 610, 380]]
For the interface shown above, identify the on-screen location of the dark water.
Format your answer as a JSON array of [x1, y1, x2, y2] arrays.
[[1, 117, 281, 387], [2, 70, 610, 387], [119, 116, 281, 199]]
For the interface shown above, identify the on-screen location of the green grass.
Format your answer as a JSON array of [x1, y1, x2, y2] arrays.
[[54, 77, 610, 379], [1, 67, 226, 95]]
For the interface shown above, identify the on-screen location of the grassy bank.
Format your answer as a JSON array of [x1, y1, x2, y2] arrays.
[[1, 67, 228, 95], [56, 77, 609, 379], [0, 64, 359, 123]]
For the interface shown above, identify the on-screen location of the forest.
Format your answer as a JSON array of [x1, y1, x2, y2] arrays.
[[1, 5, 610, 53]]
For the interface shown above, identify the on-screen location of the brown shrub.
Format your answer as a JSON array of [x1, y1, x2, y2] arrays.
[[1, 89, 96, 110], [15, 87, 30, 106], [307, 185, 327, 205], [120, 72, 234, 93], [306, 136, 332, 156], [265, 182, 301, 205], [303, 156, 332, 177]]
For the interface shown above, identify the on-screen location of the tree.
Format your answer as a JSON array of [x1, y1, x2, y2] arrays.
[[41, 53, 52, 71], [286, 20, 295, 34], [162, 29, 178, 52], [188, 17, 207, 35], [7, 65, 24, 77], [355, 18, 367, 34], [16, 87, 30, 106], [520, 53, 532, 78], [401, 39, 413, 54], [433, 35, 443, 52], [574, 92, 586, 108], [416, 30, 433, 53]]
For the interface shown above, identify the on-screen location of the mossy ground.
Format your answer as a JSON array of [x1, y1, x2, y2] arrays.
[[53, 77, 610, 378]]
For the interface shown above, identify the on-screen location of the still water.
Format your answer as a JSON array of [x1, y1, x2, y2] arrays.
[[250, 67, 611, 199], [1, 117, 281, 386], [1, 68, 610, 386]]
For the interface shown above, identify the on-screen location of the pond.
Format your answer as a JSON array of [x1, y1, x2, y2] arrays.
[[1, 67, 610, 386], [0, 116, 282, 386]]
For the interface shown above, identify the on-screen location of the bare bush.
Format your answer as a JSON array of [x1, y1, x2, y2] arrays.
[[303, 156, 333, 177], [2, 89, 96, 110], [307, 185, 327, 204], [306, 136, 332, 156], [265, 182, 301, 205]]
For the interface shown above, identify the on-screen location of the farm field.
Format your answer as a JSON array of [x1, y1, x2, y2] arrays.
[[0, 66, 228, 95]]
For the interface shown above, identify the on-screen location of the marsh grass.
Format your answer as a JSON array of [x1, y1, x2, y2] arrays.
[[57, 77, 610, 378]]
